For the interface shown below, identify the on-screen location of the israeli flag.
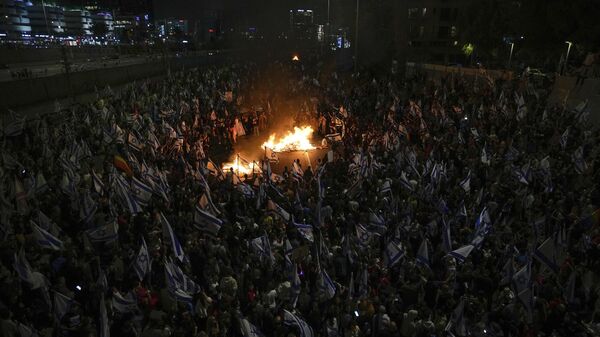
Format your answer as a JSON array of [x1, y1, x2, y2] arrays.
[[448, 245, 474, 263], [384, 239, 405, 267], [294, 222, 314, 242], [533, 236, 564, 274], [133, 237, 151, 281], [399, 171, 414, 192], [111, 291, 138, 313], [444, 299, 467, 336], [379, 178, 392, 195], [416, 239, 430, 268], [441, 218, 452, 253], [128, 132, 143, 152], [193, 205, 223, 237], [116, 181, 143, 214], [80, 191, 98, 225], [161, 213, 185, 262], [283, 310, 314, 337], [131, 176, 153, 206], [481, 147, 490, 165], [86, 222, 119, 243], [368, 211, 386, 233], [32, 222, 63, 250], [267, 200, 290, 221], [251, 234, 275, 265], [54, 291, 74, 323], [356, 223, 373, 248], [358, 268, 368, 298], [319, 269, 336, 300], [38, 211, 63, 237]]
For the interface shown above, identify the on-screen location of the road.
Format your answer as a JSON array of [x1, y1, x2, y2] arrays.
[[0, 54, 163, 82]]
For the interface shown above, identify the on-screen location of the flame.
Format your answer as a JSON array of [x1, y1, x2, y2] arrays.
[[262, 126, 316, 152], [222, 156, 259, 176], [292, 54, 300, 61]]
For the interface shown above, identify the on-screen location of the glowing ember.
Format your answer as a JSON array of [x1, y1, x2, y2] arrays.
[[262, 126, 316, 152], [222, 156, 260, 176]]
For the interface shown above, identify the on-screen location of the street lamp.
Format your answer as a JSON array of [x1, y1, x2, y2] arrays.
[[508, 42, 514, 68], [564, 41, 573, 75]]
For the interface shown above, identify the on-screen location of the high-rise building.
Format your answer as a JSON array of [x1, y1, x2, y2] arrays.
[[28, 3, 65, 36], [92, 11, 113, 36], [0, 0, 31, 40], [289, 8, 315, 41], [64, 9, 92, 35], [405, 0, 470, 62]]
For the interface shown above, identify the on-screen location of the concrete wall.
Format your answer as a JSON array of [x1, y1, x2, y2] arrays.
[[0, 54, 224, 110], [406, 62, 514, 81], [548, 75, 600, 126], [0, 46, 121, 65]]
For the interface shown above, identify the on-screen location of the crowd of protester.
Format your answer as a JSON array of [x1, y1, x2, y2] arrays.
[[0, 57, 599, 337]]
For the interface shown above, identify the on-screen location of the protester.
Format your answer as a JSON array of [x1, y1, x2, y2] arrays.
[[0, 58, 599, 337]]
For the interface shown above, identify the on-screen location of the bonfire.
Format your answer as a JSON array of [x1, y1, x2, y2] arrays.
[[262, 126, 316, 152]]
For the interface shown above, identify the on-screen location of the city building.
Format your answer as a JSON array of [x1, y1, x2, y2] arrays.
[[0, 0, 31, 40], [289, 9, 315, 41], [405, 0, 470, 63], [28, 3, 65, 37], [92, 11, 114, 36], [64, 9, 93, 36]]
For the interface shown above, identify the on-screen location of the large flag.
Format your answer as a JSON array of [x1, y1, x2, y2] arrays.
[[240, 317, 265, 337], [32, 222, 63, 250], [86, 222, 119, 243], [448, 245, 474, 263], [133, 237, 151, 281], [161, 213, 185, 262], [283, 310, 314, 337], [384, 239, 405, 267], [193, 205, 223, 236], [111, 291, 138, 313], [267, 200, 290, 221]]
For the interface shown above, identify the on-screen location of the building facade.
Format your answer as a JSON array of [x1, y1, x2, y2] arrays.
[[405, 0, 470, 63], [64, 9, 93, 36], [0, 0, 31, 40], [28, 3, 65, 36], [92, 11, 114, 36]]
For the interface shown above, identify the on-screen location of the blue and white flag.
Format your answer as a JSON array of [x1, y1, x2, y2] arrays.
[[459, 170, 470, 192], [384, 239, 405, 267], [481, 146, 490, 165], [164, 259, 201, 299], [358, 268, 368, 299], [161, 213, 185, 262], [115, 180, 143, 214], [131, 176, 153, 206], [32, 222, 63, 250], [111, 291, 138, 313], [80, 191, 98, 225], [267, 199, 290, 221], [133, 237, 151, 281], [240, 317, 265, 337], [17, 322, 39, 337], [100, 294, 110, 337], [283, 310, 314, 337], [457, 200, 467, 218], [356, 223, 373, 248], [91, 170, 105, 196], [86, 222, 119, 243], [368, 211, 386, 233], [294, 222, 314, 242], [319, 268, 336, 300], [292, 161, 304, 181], [128, 132, 143, 152], [499, 258, 514, 286], [251, 234, 275, 265], [379, 178, 392, 195], [193, 205, 223, 236], [448, 245, 474, 263], [416, 239, 430, 268], [38, 211, 63, 237]]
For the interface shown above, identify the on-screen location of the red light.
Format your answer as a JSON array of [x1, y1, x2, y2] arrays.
[[208, 28, 215, 33]]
